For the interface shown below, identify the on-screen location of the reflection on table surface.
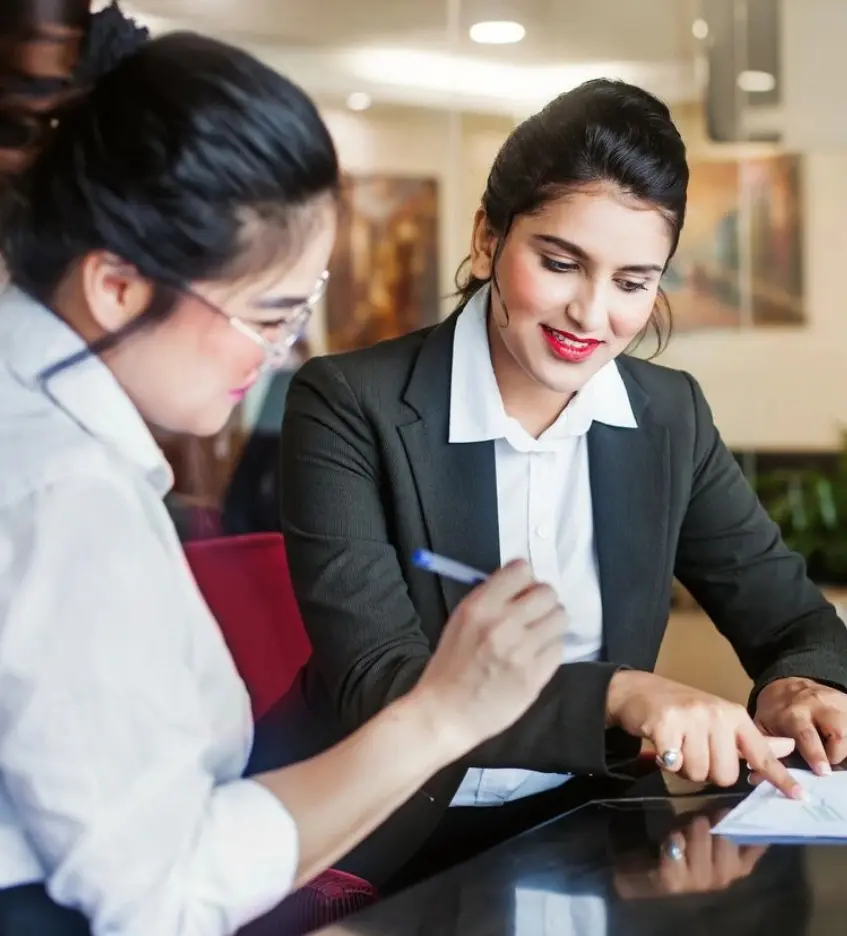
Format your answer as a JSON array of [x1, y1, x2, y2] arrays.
[[316, 790, 847, 935]]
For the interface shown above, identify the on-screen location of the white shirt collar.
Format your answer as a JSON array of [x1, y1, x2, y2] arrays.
[[0, 285, 172, 494], [448, 284, 637, 451]]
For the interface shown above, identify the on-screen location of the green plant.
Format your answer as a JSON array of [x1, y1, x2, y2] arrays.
[[753, 433, 847, 584]]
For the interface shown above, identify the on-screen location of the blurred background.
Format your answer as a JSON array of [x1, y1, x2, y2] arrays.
[[121, 0, 847, 657]]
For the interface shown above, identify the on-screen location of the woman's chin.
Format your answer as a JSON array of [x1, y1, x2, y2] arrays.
[[521, 358, 591, 398], [194, 406, 234, 438], [161, 402, 234, 439]]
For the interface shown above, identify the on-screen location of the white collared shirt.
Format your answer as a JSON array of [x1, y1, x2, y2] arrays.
[[448, 285, 637, 807], [0, 287, 298, 935]]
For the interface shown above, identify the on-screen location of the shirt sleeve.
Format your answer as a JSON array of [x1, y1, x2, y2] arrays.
[[0, 474, 299, 936]]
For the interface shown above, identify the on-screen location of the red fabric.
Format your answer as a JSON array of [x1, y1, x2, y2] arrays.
[[184, 534, 378, 932], [183, 533, 312, 719], [239, 870, 379, 935]]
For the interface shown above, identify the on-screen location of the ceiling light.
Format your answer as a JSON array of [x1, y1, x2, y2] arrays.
[[346, 91, 372, 111], [691, 18, 709, 40], [737, 70, 776, 93], [469, 21, 525, 45]]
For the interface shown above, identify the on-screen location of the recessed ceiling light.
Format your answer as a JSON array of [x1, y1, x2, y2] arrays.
[[692, 18, 709, 40], [346, 91, 372, 111], [737, 70, 776, 93], [469, 20, 526, 45]]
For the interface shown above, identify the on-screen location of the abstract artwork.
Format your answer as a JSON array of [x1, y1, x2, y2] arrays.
[[746, 154, 804, 325], [664, 154, 804, 329], [324, 175, 440, 352]]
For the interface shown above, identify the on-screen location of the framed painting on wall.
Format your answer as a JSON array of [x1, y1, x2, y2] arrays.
[[746, 154, 804, 325], [664, 153, 804, 330], [324, 175, 440, 352]]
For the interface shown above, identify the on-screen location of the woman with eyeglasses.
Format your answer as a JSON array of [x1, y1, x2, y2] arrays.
[[0, 4, 570, 935]]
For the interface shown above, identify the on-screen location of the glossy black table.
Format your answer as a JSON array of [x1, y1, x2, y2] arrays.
[[315, 783, 847, 936]]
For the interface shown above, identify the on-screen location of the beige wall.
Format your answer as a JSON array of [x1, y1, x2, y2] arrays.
[[321, 101, 847, 451]]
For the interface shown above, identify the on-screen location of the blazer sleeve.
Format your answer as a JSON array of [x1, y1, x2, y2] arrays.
[[280, 356, 639, 778], [673, 373, 847, 704]]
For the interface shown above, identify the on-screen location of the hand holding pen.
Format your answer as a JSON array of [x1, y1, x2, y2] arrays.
[[408, 549, 567, 752]]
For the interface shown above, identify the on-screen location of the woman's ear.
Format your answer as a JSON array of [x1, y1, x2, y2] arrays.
[[469, 208, 497, 281], [80, 251, 154, 333]]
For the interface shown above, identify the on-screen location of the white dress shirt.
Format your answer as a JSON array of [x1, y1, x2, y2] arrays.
[[448, 285, 637, 807], [0, 287, 298, 936]]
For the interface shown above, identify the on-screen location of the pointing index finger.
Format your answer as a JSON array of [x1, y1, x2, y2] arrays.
[[738, 723, 805, 801]]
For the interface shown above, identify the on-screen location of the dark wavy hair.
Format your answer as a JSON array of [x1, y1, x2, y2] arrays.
[[455, 79, 688, 354]]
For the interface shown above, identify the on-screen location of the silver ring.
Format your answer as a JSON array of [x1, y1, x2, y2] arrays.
[[664, 839, 686, 861], [658, 748, 682, 769]]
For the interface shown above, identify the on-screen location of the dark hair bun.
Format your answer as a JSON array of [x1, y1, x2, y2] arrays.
[[74, 2, 149, 87]]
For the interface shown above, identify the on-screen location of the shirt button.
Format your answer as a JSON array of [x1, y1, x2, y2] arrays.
[[534, 525, 549, 540]]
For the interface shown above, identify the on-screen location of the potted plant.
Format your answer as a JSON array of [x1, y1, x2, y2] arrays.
[[754, 433, 847, 586]]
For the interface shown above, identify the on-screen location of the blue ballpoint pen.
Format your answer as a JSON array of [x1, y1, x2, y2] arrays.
[[411, 549, 489, 586]]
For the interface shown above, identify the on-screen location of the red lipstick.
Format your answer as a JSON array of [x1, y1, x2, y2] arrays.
[[541, 325, 602, 363]]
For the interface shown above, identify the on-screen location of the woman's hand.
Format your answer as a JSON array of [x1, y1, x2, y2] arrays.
[[605, 670, 803, 799], [755, 677, 847, 775], [260, 561, 565, 886], [411, 560, 567, 758]]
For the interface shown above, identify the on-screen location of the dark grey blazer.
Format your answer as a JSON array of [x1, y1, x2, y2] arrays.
[[279, 310, 847, 871]]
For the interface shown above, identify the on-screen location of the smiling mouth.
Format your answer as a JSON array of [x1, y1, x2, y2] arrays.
[[542, 326, 601, 349], [540, 325, 604, 363]]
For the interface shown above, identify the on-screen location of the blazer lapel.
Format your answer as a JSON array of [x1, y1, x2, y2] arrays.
[[398, 314, 500, 614], [589, 370, 670, 667]]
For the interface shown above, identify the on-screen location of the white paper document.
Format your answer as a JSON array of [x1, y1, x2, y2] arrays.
[[712, 769, 847, 841]]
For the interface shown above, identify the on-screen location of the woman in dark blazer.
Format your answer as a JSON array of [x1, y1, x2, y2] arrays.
[[280, 79, 847, 888]]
